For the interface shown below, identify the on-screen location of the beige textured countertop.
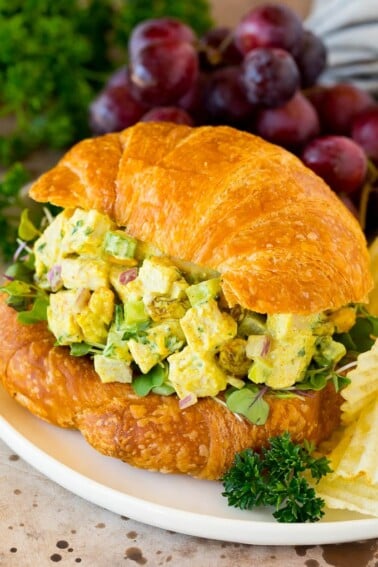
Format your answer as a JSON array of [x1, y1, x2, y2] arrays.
[[1, 438, 377, 566]]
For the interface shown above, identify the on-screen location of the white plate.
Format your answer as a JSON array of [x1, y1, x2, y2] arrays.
[[1, 387, 377, 546]]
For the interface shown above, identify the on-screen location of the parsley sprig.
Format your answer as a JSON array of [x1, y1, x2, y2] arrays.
[[222, 433, 332, 523], [0, 1, 213, 166]]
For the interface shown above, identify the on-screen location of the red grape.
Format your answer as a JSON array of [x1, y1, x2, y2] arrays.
[[255, 91, 319, 148], [295, 30, 327, 88], [140, 106, 193, 125], [301, 135, 367, 194], [315, 83, 375, 135], [178, 73, 209, 125], [198, 27, 243, 70], [89, 78, 149, 135], [351, 106, 378, 164], [205, 66, 255, 124], [106, 65, 129, 88], [129, 39, 199, 106], [304, 85, 329, 116], [129, 17, 195, 57], [242, 47, 300, 108], [86, 12, 378, 239], [234, 3, 303, 56]]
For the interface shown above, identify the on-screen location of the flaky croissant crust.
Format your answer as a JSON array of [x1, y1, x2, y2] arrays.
[[0, 295, 341, 479], [29, 122, 372, 314]]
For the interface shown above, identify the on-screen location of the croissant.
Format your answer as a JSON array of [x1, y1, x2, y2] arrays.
[[0, 123, 373, 480]]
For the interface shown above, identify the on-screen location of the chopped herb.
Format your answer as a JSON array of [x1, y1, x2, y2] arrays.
[[122, 320, 150, 340], [71, 220, 84, 234], [164, 335, 184, 352]]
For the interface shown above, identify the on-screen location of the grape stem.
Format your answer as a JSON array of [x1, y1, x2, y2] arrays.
[[198, 30, 234, 66], [359, 160, 378, 230]]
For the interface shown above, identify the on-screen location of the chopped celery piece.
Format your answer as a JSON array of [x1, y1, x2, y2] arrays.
[[238, 312, 267, 336], [248, 357, 273, 384], [104, 230, 137, 259], [124, 300, 149, 327], [186, 277, 221, 306], [314, 336, 346, 366]]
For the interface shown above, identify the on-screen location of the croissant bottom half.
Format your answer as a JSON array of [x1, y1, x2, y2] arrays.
[[0, 295, 341, 479]]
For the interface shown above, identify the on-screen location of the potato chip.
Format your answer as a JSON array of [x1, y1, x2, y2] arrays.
[[316, 474, 378, 517], [319, 423, 356, 467], [317, 425, 350, 457], [342, 339, 378, 423], [314, 394, 378, 517], [335, 400, 378, 484]]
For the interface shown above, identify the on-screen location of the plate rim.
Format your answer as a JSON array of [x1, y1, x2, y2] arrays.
[[1, 393, 378, 546]]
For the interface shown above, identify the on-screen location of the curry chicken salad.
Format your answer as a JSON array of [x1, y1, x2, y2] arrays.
[[10, 207, 359, 424]]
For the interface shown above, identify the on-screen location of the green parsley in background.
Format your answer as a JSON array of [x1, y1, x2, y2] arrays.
[[0, 0, 212, 165], [0, 0, 213, 261]]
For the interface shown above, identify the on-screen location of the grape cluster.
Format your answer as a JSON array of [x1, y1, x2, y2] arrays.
[[89, 3, 378, 237]]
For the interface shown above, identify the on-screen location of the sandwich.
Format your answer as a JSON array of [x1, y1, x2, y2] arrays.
[[0, 122, 373, 480]]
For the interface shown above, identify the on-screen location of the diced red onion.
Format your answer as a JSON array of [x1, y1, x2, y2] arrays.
[[260, 335, 271, 357], [119, 267, 138, 285], [47, 264, 62, 291], [3, 274, 14, 281], [179, 393, 197, 410]]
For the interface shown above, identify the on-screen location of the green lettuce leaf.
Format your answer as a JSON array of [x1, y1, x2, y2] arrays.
[[335, 308, 378, 354]]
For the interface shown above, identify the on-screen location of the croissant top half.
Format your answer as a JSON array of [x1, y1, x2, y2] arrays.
[[29, 122, 372, 314]]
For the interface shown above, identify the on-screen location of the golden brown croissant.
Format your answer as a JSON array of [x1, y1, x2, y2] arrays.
[[0, 123, 372, 480]]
